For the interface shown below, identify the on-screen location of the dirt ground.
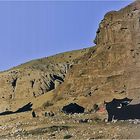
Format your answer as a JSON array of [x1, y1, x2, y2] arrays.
[[0, 111, 140, 139]]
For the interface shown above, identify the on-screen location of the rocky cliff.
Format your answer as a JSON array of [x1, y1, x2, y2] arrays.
[[0, 1, 140, 113], [50, 1, 140, 111]]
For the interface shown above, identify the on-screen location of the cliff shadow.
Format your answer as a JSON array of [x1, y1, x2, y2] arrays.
[[0, 102, 33, 116], [15, 102, 33, 113]]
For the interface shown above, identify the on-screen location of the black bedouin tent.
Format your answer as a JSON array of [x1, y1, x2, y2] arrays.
[[104, 97, 140, 121], [62, 103, 85, 114]]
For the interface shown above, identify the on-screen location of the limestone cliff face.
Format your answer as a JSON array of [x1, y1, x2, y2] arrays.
[[51, 1, 140, 110], [94, 1, 140, 45]]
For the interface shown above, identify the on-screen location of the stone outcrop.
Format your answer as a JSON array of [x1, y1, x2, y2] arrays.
[[51, 1, 140, 110]]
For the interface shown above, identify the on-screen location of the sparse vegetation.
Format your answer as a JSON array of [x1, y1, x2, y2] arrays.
[[63, 134, 73, 139], [94, 117, 102, 122], [43, 101, 54, 108], [93, 104, 99, 112]]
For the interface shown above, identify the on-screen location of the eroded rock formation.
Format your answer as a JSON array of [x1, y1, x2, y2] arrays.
[[51, 1, 140, 111], [0, 49, 89, 112]]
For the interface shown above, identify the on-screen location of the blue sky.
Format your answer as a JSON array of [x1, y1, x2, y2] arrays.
[[0, 0, 133, 71]]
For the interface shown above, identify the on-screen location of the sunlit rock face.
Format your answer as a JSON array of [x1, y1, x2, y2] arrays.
[[94, 1, 140, 46], [52, 1, 140, 111]]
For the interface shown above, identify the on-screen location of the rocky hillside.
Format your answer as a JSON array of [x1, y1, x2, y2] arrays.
[[0, 48, 90, 112], [49, 1, 140, 111], [0, 1, 140, 114]]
